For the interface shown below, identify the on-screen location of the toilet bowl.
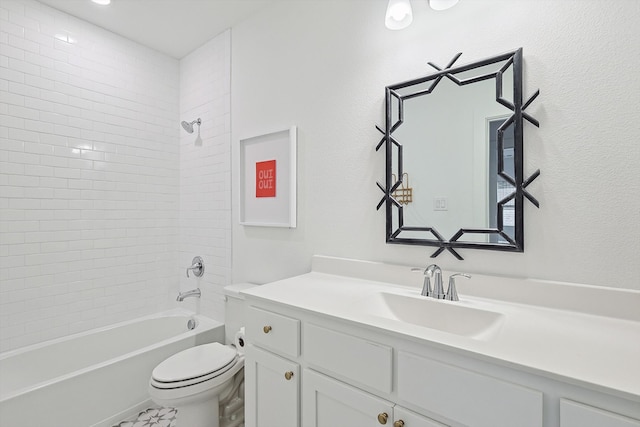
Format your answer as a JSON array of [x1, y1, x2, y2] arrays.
[[149, 342, 244, 427], [149, 283, 254, 427]]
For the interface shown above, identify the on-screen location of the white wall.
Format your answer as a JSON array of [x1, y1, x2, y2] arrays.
[[178, 31, 232, 322], [231, 0, 640, 289], [0, 0, 181, 351]]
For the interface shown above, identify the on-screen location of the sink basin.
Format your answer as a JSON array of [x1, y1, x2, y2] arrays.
[[362, 292, 504, 339]]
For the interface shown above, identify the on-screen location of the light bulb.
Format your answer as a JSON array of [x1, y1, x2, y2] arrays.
[[390, 3, 410, 21], [385, 0, 413, 30], [429, 0, 459, 11]]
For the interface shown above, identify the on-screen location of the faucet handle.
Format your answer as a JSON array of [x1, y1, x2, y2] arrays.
[[186, 256, 204, 278], [421, 275, 432, 297], [421, 264, 437, 297], [422, 264, 444, 298], [445, 273, 471, 301]]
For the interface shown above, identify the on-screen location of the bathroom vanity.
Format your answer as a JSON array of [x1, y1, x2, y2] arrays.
[[242, 256, 640, 427]]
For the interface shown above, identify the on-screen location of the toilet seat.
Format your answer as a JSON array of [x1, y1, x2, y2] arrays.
[[150, 343, 239, 390]]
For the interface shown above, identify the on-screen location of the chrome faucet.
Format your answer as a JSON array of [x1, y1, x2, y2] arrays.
[[421, 264, 471, 301], [421, 264, 445, 299], [177, 288, 201, 302]]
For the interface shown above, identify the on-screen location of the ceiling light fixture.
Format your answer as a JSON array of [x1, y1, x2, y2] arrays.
[[428, 0, 459, 11], [385, 0, 413, 30], [91, 0, 111, 5]]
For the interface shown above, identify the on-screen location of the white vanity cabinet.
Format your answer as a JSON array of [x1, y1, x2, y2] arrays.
[[244, 296, 640, 427], [244, 306, 301, 427], [242, 258, 640, 427], [244, 300, 467, 427]]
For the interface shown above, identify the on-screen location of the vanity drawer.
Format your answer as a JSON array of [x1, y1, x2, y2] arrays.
[[303, 323, 392, 394], [397, 351, 543, 427], [246, 305, 300, 358], [560, 399, 640, 427]]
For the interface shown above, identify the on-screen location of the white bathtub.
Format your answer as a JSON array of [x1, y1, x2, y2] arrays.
[[0, 309, 224, 427]]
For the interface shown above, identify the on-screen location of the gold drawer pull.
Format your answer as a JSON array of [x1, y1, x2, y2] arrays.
[[284, 371, 294, 380], [394, 421, 405, 427], [377, 412, 388, 425], [263, 325, 272, 333]]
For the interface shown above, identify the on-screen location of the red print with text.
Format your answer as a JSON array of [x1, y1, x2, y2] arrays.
[[256, 160, 276, 198]]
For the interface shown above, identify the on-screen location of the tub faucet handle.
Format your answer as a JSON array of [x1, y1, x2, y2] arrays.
[[186, 256, 204, 278]]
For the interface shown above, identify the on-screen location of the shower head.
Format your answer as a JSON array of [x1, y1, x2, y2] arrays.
[[181, 118, 201, 134]]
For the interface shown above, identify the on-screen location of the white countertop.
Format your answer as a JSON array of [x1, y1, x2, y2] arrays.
[[242, 256, 640, 402]]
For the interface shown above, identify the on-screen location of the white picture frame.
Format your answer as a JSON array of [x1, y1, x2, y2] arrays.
[[239, 126, 297, 228]]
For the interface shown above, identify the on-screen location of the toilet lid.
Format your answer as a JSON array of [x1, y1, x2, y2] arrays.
[[152, 342, 237, 383]]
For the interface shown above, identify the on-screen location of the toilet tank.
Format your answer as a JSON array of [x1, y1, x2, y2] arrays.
[[223, 283, 257, 345]]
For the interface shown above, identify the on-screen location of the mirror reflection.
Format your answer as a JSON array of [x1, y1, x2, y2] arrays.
[[378, 48, 540, 259]]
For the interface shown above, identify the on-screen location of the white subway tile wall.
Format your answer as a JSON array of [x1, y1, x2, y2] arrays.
[[177, 31, 232, 323], [0, 0, 230, 352]]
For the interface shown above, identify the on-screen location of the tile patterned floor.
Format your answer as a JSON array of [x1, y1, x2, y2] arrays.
[[114, 407, 177, 427]]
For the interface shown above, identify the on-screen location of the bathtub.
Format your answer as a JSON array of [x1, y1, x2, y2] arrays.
[[0, 309, 224, 427]]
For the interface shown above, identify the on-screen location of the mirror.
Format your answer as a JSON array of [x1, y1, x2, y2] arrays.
[[376, 48, 540, 260]]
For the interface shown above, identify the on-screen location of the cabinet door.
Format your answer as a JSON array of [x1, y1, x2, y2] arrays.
[[560, 399, 640, 427], [303, 369, 394, 427], [394, 406, 449, 427], [245, 345, 299, 427]]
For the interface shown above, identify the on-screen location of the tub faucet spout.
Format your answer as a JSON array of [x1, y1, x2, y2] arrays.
[[177, 288, 201, 302]]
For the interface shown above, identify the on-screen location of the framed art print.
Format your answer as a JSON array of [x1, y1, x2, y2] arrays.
[[239, 126, 297, 228]]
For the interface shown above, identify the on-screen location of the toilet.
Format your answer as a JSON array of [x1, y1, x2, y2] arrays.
[[149, 283, 255, 427]]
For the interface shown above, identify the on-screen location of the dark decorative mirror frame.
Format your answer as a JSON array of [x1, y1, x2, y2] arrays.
[[376, 48, 540, 260]]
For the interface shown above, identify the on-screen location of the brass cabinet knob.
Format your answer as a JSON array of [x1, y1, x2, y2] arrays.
[[377, 413, 388, 425], [284, 371, 294, 380], [393, 421, 405, 427], [263, 325, 272, 333]]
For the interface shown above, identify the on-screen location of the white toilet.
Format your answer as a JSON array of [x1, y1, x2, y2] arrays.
[[149, 283, 255, 427]]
